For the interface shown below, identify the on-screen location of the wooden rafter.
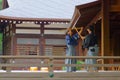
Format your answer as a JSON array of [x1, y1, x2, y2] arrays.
[[69, 8, 80, 28]]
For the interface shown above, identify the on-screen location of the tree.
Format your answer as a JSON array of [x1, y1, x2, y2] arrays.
[[0, 0, 2, 10]]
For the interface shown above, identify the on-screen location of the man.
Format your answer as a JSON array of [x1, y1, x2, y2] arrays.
[[78, 25, 99, 72]]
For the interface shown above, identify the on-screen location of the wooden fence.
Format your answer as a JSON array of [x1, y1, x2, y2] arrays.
[[0, 56, 120, 80]]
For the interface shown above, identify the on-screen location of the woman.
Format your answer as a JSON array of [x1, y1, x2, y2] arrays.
[[65, 28, 80, 72]]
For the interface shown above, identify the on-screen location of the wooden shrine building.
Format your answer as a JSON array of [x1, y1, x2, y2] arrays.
[[0, 0, 83, 70], [0, 0, 79, 56], [70, 0, 120, 65]]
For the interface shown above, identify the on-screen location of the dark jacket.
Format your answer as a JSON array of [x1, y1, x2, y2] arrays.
[[82, 33, 97, 49]]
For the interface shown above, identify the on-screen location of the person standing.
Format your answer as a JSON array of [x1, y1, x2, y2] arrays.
[[65, 28, 80, 72], [78, 25, 99, 72]]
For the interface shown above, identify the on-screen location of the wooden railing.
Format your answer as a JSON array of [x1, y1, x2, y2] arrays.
[[0, 56, 120, 80]]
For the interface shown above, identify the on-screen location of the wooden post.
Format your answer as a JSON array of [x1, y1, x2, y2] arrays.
[[40, 22, 45, 56], [11, 24, 16, 55], [101, 0, 110, 70]]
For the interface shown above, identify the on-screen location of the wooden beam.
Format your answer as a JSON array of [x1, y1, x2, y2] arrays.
[[101, 0, 110, 69], [69, 8, 80, 28], [0, 72, 120, 80], [16, 27, 66, 30], [110, 5, 120, 12]]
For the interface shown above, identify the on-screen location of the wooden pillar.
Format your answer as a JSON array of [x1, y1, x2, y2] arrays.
[[40, 22, 45, 56], [101, 0, 110, 70], [11, 24, 16, 55]]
